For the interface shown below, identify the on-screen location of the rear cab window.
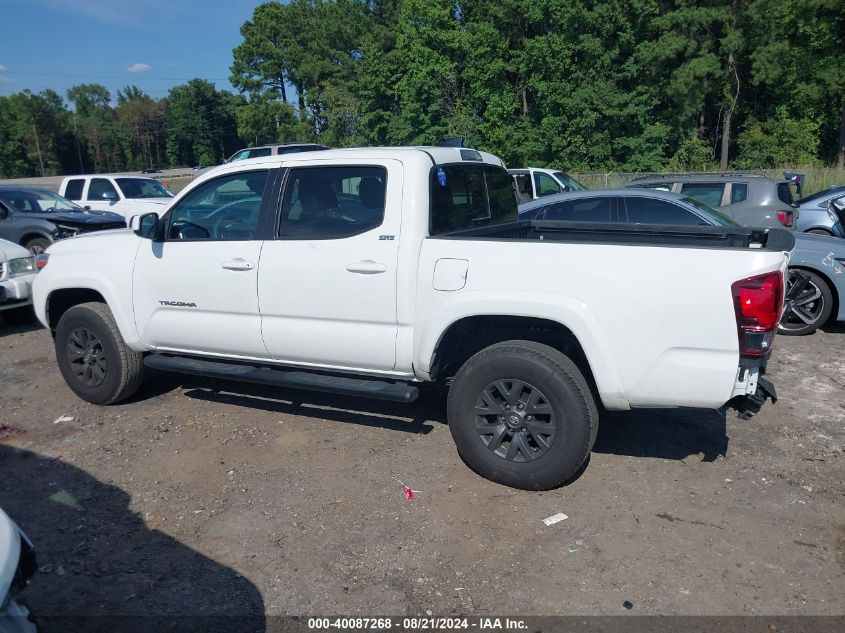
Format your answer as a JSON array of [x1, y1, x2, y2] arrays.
[[430, 164, 517, 235], [777, 183, 797, 205], [730, 183, 748, 204]]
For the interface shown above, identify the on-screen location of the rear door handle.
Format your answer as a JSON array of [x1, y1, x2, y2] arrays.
[[221, 258, 255, 271], [346, 260, 387, 274]]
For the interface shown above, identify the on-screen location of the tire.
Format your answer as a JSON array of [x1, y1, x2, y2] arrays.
[[807, 229, 833, 236], [54, 302, 144, 404], [447, 340, 599, 490], [1, 305, 37, 325], [779, 269, 834, 336], [23, 237, 51, 255]]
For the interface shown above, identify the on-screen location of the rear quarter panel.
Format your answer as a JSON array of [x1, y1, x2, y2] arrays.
[[416, 238, 789, 410]]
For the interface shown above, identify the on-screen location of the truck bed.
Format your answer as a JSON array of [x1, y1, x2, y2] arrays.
[[435, 220, 796, 251]]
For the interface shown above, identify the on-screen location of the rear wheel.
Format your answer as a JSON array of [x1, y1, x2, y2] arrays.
[[54, 302, 144, 404], [779, 269, 833, 336], [23, 237, 51, 255], [447, 340, 598, 490], [807, 229, 833, 236]]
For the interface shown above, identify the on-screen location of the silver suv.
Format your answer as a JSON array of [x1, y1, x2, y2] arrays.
[[625, 173, 804, 230]]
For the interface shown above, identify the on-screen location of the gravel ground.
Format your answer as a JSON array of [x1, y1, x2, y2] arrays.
[[0, 320, 842, 624]]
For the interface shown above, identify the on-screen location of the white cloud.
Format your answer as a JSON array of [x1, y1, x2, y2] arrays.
[[127, 63, 151, 73], [0, 65, 6, 72]]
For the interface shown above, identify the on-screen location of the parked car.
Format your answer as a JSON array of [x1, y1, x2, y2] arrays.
[[0, 186, 126, 254], [518, 188, 738, 226], [193, 143, 330, 179], [625, 173, 803, 230], [33, 146, 789, 490], [225, 142, 329, 163], [794, 185, 845, 236], [1, 238, 39, 325], [521, 190, 845, 335], [58, 175, 174, 219], [0, 506, 37, 632], [508, 168, 586, 204]]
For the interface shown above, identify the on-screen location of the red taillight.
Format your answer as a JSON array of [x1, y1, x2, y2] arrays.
[[776, 210, 793, 227], [35, 254, 49, 270], [731, 271, 784, 357]]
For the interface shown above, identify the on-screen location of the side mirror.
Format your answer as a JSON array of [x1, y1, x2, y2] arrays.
[[102, 191, 119, 201], [134, 212, 162, 240]]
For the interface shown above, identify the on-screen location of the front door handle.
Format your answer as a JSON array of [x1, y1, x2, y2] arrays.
[[221, 258, 255, 271], [346, 260, 387, 274]]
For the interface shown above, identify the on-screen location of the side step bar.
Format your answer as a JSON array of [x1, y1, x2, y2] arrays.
[[144, 354, 419, 403]]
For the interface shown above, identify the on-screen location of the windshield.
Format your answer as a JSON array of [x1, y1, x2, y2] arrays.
[[115, 178, 173, 199], [553, 172, 586, 191], [681, 196, 739, 226], [0, 189, 83, 213]]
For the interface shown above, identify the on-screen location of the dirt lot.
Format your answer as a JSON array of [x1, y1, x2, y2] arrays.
[[0, 320, 843, 623]]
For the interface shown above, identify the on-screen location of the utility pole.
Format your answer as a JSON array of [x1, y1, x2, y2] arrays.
[[73, 118, 84, 172], [32, 122, 45, 177]]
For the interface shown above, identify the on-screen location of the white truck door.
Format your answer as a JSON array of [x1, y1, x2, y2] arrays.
[[83, 177, 123, 213], [258, 160, 401, 371], [132, 169, 275, 358]]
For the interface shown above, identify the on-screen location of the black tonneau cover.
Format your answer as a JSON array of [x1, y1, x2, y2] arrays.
[[434, 220, 796, 252]]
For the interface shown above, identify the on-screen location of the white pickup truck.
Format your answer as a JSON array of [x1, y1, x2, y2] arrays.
[[33, 147, 792, 489], [59, 175, 174, 219]]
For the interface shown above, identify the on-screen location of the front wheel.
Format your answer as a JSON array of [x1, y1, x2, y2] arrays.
[[54, 302, 144, 404], [447, 340, 598, 490], [24, 237, 51, 255], [779, 269, 833, 336]]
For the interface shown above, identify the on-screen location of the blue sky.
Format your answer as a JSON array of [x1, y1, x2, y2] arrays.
[[0, 0, 270, 102]]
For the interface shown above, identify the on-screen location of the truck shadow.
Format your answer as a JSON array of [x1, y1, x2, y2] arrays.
[[592, 407, 728, 463], [0, 445, 265, 632], [138, 369, 444, 435], [145, 370, 728, 462], [0, 320, 43, 336]]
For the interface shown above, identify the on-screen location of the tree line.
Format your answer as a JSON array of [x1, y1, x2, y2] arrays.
[[1, 0, 842, 179]]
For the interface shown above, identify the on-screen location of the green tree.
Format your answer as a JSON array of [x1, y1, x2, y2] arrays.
[[166, 79, 242, 166]]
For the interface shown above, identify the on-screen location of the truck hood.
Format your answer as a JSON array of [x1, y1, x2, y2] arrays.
[[19, 210, 125, 225], [793, 232, 845, 256], [125, 198, 171, 206], [0, 506, 21, 605], [0, 238, 33, 263]]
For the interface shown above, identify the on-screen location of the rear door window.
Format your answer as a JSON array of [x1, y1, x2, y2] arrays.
[[249, 148, 272, 159], [430, 164, 517, 235], [540, 197, 613, 222], [679, 183, 725, 207], [64, 179, 84, 201], [624, 197, 704, 225], [278, 165, 386, 239]]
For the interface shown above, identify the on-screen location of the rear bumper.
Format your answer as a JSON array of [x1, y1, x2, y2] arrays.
[[726, 361, 777, 419]]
